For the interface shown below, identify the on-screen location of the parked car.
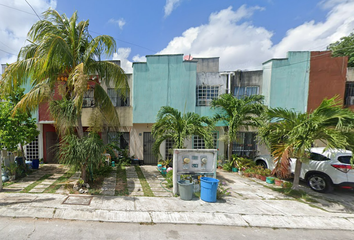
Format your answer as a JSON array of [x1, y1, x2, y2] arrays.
[[254, 147, 354, 193]]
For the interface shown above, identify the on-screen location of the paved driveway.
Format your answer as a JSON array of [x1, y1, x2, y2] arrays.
[[217, 169, 354, 213]]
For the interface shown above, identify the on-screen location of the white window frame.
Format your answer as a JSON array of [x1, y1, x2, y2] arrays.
[[196, 85, 219, 106]]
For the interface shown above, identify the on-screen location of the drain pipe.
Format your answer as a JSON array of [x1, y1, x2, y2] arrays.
[[220, 72, 235, 94]]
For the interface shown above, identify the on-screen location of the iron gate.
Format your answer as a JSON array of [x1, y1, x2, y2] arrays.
[[143, 132, 157, 165]]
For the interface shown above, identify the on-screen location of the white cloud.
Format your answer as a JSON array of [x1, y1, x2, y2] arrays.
[[0, 0, 57, 67], [109, 18, 126, 30], [273, 0, 354, 57], [159, 5, 272, 70], [164, 0, 182, 18], [159, 2, 354, 70], [113, 48, 133, 73], [132, 55, 146, 62]]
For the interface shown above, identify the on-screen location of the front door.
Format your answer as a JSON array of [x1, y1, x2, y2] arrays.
[[143, 132, 157, 165], [46, 131, 59, 163]]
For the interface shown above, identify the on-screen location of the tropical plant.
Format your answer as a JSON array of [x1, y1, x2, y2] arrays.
[[0, 88, 39, 157], [258, 97, 354, 190], [328, 32, 354, 67], [152, 106, 215, 158], [211, 94, 265, 161], [58, 132, 105, 183], [0, 9, 127, 138]]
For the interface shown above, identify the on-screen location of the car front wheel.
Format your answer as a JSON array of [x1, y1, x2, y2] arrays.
[[307, 173, 333, 193]]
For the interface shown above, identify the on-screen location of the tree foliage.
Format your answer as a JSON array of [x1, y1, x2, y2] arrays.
[[211, 94, 265, 160], [0, 9, 128, 137], [152, 106, 215, 159], [0, 88, 39, 153], [58, 133, 105, 182], [328, 32, 354, 67], [258, 97, 354, 189]]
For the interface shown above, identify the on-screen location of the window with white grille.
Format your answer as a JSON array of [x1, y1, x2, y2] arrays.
[[107, 88, 130, 107], [193, 132, 218, 149], [196, 85, 219, 106], [165, 138, 174, 160], [26, 136, 39, 160]]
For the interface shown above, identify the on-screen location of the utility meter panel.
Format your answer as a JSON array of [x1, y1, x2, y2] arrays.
[[172, 149, 217, 195]]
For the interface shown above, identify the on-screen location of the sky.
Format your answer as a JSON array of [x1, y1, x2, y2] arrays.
[[1, 0, 354, 73]]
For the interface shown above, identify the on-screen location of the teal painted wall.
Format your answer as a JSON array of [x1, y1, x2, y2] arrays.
[[262, 51, 310, 113], [22, 79, 39, 122], [133, 54, 197, 123]]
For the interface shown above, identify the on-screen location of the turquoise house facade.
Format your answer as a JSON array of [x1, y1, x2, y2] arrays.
[[130, 54, 227, 164], [132, 54, 197, 123], [262, 51, 311, 113]]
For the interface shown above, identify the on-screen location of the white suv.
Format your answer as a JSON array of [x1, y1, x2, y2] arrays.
[[254, 147, 354, 193]]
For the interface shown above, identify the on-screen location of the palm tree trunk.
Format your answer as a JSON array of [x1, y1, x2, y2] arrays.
[[228, 140, 231, 161], [81, 164, 87, 183], [292, 160, 302, 190], [77, 114, 84, 138]]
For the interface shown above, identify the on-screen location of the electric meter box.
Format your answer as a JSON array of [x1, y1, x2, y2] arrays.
[[172, 149, 217, 195]]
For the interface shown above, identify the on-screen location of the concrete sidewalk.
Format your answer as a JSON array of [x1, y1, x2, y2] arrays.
[[0, 192, 354, 230]]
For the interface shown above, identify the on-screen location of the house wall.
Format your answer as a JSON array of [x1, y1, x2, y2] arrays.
[[132, 54, 197, 124], [231, 70, 263, 96], [307, 51, 347, 112], [262, 51, 310, 112], [193, 57, 219, 73]]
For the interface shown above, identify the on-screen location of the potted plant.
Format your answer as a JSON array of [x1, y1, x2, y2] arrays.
[[6, 163, 18, 181], [274, 178, 283, 186]]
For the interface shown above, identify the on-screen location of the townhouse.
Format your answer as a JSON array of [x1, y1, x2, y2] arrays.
[[1, 50, 351, 164]]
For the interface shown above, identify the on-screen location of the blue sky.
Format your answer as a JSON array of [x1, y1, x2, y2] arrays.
[[1, 0, 354, 72]]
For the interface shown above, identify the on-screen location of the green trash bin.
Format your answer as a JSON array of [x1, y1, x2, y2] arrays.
[[178, 180, 194, 200]]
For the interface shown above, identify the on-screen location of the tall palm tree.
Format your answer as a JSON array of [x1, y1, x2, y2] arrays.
[[0, 9, 127, 182], [211, 94, 265, 160], [0, 9, 127, 138], [152, 106, 214, 159], [259, 97, 354, 190]]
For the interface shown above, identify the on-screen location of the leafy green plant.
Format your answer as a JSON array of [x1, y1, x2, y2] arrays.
[[58, 132, 105, 183], [165, 170, 173, 188], [6, 163, 18, 176], [222, 161, 233, 172], [217, 181, 231, 199]]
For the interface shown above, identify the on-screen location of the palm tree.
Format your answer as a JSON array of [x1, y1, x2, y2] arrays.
[[210, 94, 265, 160], [0, 9, 127, 182], [152, 106, 214, 159], [0, 9, 127, 138], [258, 97, 354, 190]]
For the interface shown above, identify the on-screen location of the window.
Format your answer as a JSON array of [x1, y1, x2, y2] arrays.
[[193, 132, 218, 149], [108, 132, 129, 149], [232, 132, 256, 158], [196, 85, 219, 106], [310, 152, 330, 161], [107, 88, 130, 107], [26, 136, 39, 160], [338, 156, 352, 164], [344, 82, 354, 106], [83, 89, 95, 108], [165, 138, 174, 160], [234, 86, 259, 99]]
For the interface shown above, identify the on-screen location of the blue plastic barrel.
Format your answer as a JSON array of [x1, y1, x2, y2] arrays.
[[32, 159, 39, 169], [200, 177, 219, 202]]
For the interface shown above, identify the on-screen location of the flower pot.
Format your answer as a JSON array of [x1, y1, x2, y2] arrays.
[[259, 175, 266, 181], [266, 177, 275, 184], [232, 167, 238, 172], [244, 173, 250, 177], [275, 179, 283, 186]]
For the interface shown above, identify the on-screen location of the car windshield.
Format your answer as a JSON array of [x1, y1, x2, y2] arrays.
[[337, 156, 352, 164]]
